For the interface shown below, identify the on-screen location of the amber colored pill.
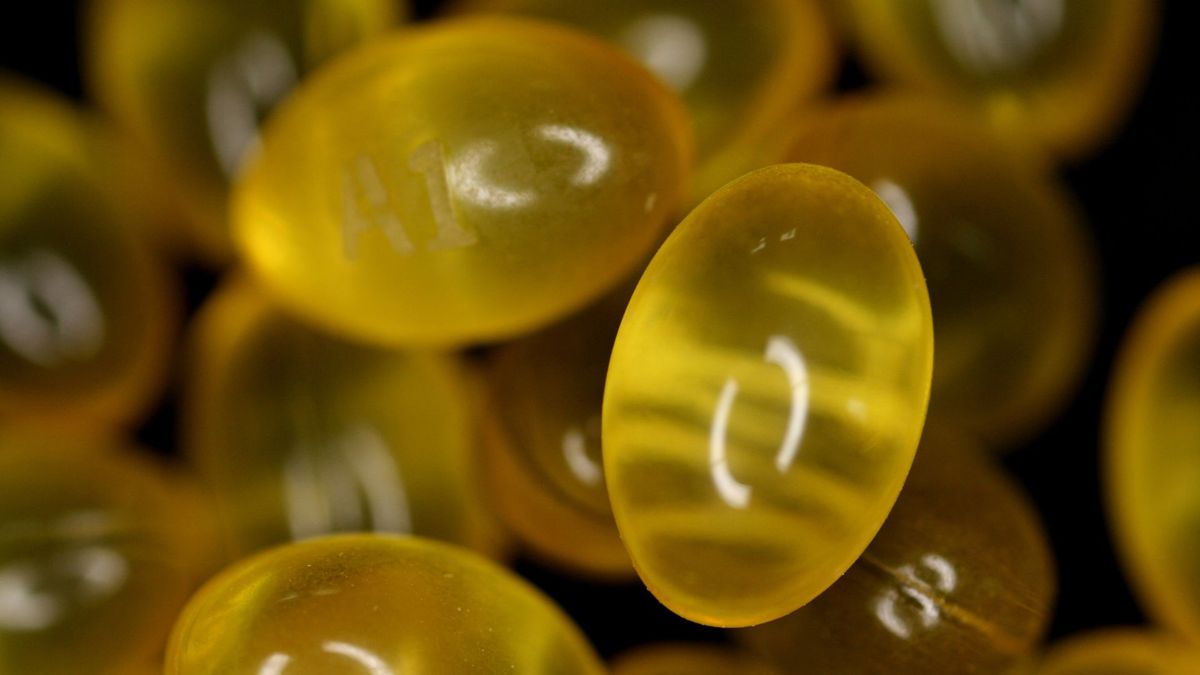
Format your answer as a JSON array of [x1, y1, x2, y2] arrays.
[[612, 643, 781, 675], [842, 0, 1157, 159], [165, 534, 606, 675], [783, 95, 1097, 448], [86, 0, 402, 259], [604, 164, 934, 627], [0, 77, 176, 428], [1106, 268, 1200, 642], [234, 17, 692, 346], [1034, 629, 1200, 675], [184, 279, 502, 560], [738, 427, 1055, 674]]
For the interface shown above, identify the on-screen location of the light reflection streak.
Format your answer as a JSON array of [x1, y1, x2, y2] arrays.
[[537, 125, 610, 186], [932, 0, 1065, 74], [562, 428, 602, 486], [873, 553, 959, 639], [0, 249, 105, 367], [206, 32, 297, 176], [619, 14, 708, 91], [872, 179, 919, 244]]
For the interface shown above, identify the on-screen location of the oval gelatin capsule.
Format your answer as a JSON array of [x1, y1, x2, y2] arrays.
[[1106, 268, 1200, 642], [165, 534, 607, 675], [184, 279, 502, 560], [783, 95, 1097, 448], [603, 163, 934, 627], [1034, 629, 1200, 675], [234, 17, 692, 346], [0, 78, 176, 428], [87, 0, 403, 259], [738, 427, 1055, 674]]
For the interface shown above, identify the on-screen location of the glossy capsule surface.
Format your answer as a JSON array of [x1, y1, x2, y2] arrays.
[[603, 164, 934, 627], [0, 434, 196, 675], [458, 0, 835, 202], [0, 79, 176, 428], [235, 17, 691, 346], [1106, 269, 1200, 641], [612, 643, 781, 675], [738, 427, 1055, 674], [783, 95, 1096, 448], [166, 534, 607, 675], [843, 0, 1157, 159], [87, 0, 401, 259], [185, 279, 500, 560], [1034, 629, 1200, 675], [484, 289, 631, 576]]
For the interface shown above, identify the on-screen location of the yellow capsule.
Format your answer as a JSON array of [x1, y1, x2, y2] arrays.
[[454, 0, 836, 203], [184, 278, 502, 561], [0, 77, 177, 429], [604, 164, 934, 627], [612, 643, 781, 675], [166, 534, 606, 675], [1106, 268, 1200, 642], [783, 95, 1097, 448], [483, 289, 631, 577], [1034, 629, 1200, 675], [86, 0, 403, 260], [0, 433, 197, 674], [737, 427, 1055, 674], [842, 0, 1158, 160], [234, 17, 692, 346]]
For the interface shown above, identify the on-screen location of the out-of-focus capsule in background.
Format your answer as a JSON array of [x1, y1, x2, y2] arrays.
[[0, 432, 202, 675], [1106, 268, 1200, 643], [234, 17, 692, 347], [783, 95, 1098, 449], [184, 278, 503, 562], [166, 534, 607, 675], [841, 0, 1158, 160], [86, 0, 404, 260], [0, 77, 176, 430], [737, 427, 1056, 674], [454, 0, 836, 203], [1033, 629, 1200, 675], [611, 643, 782, 675], [604, 164, 934, 627]]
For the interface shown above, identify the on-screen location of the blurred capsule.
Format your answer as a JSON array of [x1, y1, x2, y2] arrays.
[[737, 427, 1055, 674], [783, 94, 1097, 448], [0, 77, 177, 429], [612, 643, 781, 675], [86, 0, 404, 260], [1034, 629, 1200, 675], [184, 278, 504, 561]]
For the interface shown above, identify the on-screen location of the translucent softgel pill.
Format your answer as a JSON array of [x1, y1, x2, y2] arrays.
[[0, 78, 176, 428], [185, 279, 501, 560], [87, 0, 402, 259], [484, 289, 631, 577], [784, 95, 1097, 448], [457, 0, 835, 202], [738, 427, 1055, 674], [0, 434, 196, 674], [1034, 629, 1200, 675], [1106, 269, 1200, 642], [234, 17, 691, 346], [166, 534, 607, 675], [842, 0, 1157, 159], [612, 643, 781, 675], [603, 164, 934, 627]]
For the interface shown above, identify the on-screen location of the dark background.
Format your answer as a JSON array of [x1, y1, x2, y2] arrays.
[[3, 0, 1195, 659]]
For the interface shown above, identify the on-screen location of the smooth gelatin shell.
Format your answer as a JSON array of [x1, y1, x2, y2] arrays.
[[604, 164, 934, 627], [612, 643, 781, 675], [456, 0, 836, 202], [234, 17, 692, 346], [0, 436, 196, 675], [1106, 269, 1200, 642], [843, 0, 1158, 159], [738, 427, 1055, 674], [1034, 629, 1200, 675], [783, 95, 1097, 448], [165, 534, 607, 675], [0, 78, 177, 428], [185, 279, 502, 560]]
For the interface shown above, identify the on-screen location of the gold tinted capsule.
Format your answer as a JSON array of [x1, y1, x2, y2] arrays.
[[185, 279, 501, 560], [166, 534, 606, 675], [234, 17, 691, 346], [738, 428, 1055, 674], [87, 0, 403, 259], [1034, 629, 1200, 675], [612, 643, 781, 675], [604, 164, 934, 627]]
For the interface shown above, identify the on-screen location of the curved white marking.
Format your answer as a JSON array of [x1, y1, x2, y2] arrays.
[[766, 335, 809, 473], [340, 425, 412, 534], [0, 562, 60, 630], [922, 553, 958, 592], [257, 653, 292, 675], [932, 0, 1065, 74], [562, 428, 603, 486], [448, 141, 536, 209], [537, 124, 611, 186], [709, 378, 751, 509], [873, 588, 911, 639], [323, 641, 396, 675], [872, 179, 919, 244], [206, 32, 297, 176], [0, 250, 105, 367], [619, 14, 708, 91]]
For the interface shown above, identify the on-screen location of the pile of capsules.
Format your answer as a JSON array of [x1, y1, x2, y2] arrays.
[[1, 0, 1196, 673]]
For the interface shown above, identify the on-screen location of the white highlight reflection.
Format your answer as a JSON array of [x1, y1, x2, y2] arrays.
[[932, 0, 1065, 74], [206, 31, 297, 176], [872, 179, 919, 245], [258, 653, 292, 675], [0, 250, 105, 367], [0, 545, 129, 631], [324, 641, 396, 674], [873, 553, 959, 639], [0, 561, 60, 630], [537, 125, 611, 186], [562, 428, 602, 486], [620, 14, 708, 91]]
